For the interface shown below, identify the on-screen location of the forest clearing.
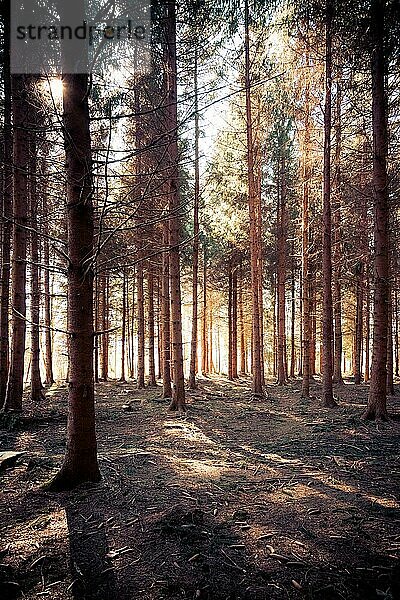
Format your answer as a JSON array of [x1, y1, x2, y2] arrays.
[[1, 377, 399, 599], [1, 0, 400, 598]]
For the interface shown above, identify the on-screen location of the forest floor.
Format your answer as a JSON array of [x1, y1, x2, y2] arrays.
[[0, 376, 399, 600]]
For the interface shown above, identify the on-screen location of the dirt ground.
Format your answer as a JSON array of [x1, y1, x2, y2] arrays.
[[0, 376, 399, 600]]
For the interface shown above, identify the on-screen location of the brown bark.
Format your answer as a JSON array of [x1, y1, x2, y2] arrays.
[[99, 274, 109, 381], [354, 265, 363, 385], [201, 246, 207, 374], [301, 27, 311, 398], [232, 267, 238, 379], [0, 0, 12, 406], [165, 0, 185, 412], [277, 156, 287, 385], [321, 0, 337, 407], [189, 45, 200, 390], [161, 223, 172, 398], [120, 269, 127, 382], [395, 286, 399, 377], [137, 259, 145, 388], [364, 0, 389, 421], [3, 74, 30, 412], [239, 267, 246, 374], [364, 274, 371, 382], [48, 21, 100, 488], [29, 108, 44, 402], [387, 287, 394, 395], [332, 77, 344, 385], [42, 187, 54, 386], [290, 252, 296, 379], [228, 266, 233, 380], [244, 0, 263, 396], [147, 268, 157, 387]]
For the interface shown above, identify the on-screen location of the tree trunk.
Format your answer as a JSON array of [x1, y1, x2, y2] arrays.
[[43, 187, 54, 386], [290, 252, 296, 378], [301, 39, 311, 397], [364, 0, 389, 421], [354, 266, 363, 385], [239, 266, 246, 374], [244, 0, 263, 396], [137, 259, 145, 388], [3, 74, 30, 412], [232, 267, 238, 378], [99, 274, 109, 381], [29, 107, 44, 402], [165, 0, 185, 412], [365, 273, 370, 382], [48, 21, 100, 487], [277, 156, 287, 385], [321, 0, 336, 407], [228, 265, 233, 380], [332, 76, 344, 385], [189, 45, 200, 390], [0, 0, 12, 406], [387, 286, 394, 395], [201, 246, 207, 375], [120, 269, 127, 382], [161, 223, 172, 397], [147, 268, 157, 386]]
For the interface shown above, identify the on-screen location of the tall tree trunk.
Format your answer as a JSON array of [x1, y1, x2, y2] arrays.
[[239, 266, 246, 374], [3, 74, 30, 412], [165, 0, 185, 412], [354, 266, 364, 384], [228, 265, 233, 380], [147, 268, 157, 386], [29, 107, 44, 402], [365, 273, 370, 382], [321, 0, 336, 407], [395, 286, 399, 377], [48, 15, 100, 487], [94, 273, 99, 383], [201, 246, 207, 374], [189, 45, 200, 390], [137, 259, 145, 388], [0, 0, 12, 406], [277, 156, 287, 385], [301, 43, 311, 397], [99, 274, 109, 381], [290, 252, 296, 378], [387, 286, 394, 395], [120, 269, 127, 382], [332, 77, 344, 384], [161, 223, 172, 397], [364, 0, 389, 420], [232, 267, 238, 379], [43, 187, 54, 386], [244, 0, 263, 395]]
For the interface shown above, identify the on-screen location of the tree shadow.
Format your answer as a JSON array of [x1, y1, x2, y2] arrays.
[[65, 503, 118, 600]]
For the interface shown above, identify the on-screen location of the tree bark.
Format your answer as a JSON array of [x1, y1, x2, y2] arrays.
[[0, 0, 12, 406], [3, 74, 30, 412], [29, 106, 44, 402], [147, 268, 157, 386], [137, 258, 145, 388], [321, 0, 337, 407], [165, 0, 185, 412], [189, 45, 200, 390], [244, 0, 263, 396], [161, 223, 172, 398], [42, 186, 54, 386], [277, 156, 287, 385], [120, 269, 127, 382], [48, 19, 100, 487], [364, 0, 389, 421]]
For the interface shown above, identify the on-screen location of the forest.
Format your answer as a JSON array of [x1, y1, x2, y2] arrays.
[[0, 0, 399, 598]]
